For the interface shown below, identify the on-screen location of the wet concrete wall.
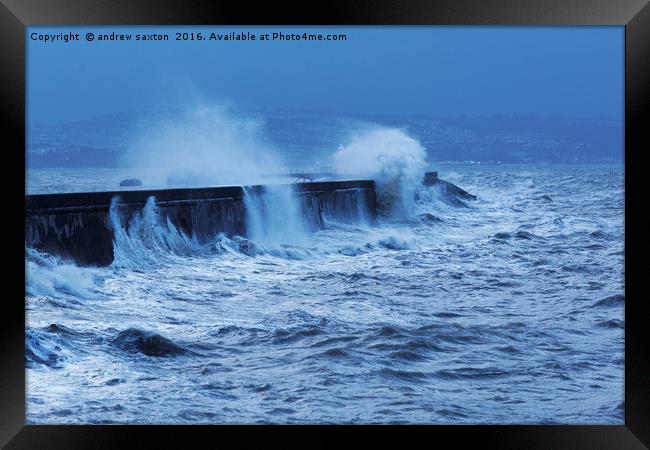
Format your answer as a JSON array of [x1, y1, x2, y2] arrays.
[[25, 180, 376, 266]]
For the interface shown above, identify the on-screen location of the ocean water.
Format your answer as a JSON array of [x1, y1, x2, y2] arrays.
[[25, 163, 625, 424]]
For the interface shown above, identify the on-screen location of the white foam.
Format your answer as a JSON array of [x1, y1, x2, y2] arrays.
[[243, 185, 309, 247], [122, 104, 287, 187], [109, 197, 208, 270], [332, 127, 427, 217], [25, 248, 102, 299]]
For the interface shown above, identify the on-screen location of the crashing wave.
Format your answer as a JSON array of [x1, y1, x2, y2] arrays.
[[26, 247, 102, 299], [109, 196, 215, 269], [243, 185, 309, 246]]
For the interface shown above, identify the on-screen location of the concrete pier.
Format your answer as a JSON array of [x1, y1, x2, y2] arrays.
[[25, 180, 376, 266]]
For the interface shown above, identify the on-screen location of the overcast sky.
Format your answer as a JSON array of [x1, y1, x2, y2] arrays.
[[27, 26, 623, 124]]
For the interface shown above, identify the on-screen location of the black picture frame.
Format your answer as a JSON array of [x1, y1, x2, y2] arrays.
[[3, 0, 648, 447]]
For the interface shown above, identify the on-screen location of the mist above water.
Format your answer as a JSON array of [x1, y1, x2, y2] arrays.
[[332, 127, 428, 217], [122, 105, 287, 187], [118, 110, 435, 246]]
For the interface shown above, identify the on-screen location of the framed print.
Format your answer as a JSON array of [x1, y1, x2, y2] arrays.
[[2, 0, 648, 448]]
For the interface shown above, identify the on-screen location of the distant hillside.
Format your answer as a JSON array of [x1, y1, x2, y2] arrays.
[[27, 109, 622, 168]]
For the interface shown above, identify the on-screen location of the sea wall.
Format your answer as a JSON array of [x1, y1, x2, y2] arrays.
[[25, 180, 376, 266]]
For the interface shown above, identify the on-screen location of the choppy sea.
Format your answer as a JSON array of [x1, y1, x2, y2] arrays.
[[25, 163, 624, 424]]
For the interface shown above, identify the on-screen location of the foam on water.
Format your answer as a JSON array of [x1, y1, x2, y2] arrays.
[[26, 248, 102, 299], [25, 163, 625, 424]]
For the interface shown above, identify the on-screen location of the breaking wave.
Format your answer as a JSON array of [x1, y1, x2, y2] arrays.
[[26, 248, 102, 299], [109, 196, 215, 269], [243, 185, 309, 247], [107, 181, 390, 266], [332, 128, 427, 217]]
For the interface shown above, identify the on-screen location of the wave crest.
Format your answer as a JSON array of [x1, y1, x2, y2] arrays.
[[112, 328, 187, 357]]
